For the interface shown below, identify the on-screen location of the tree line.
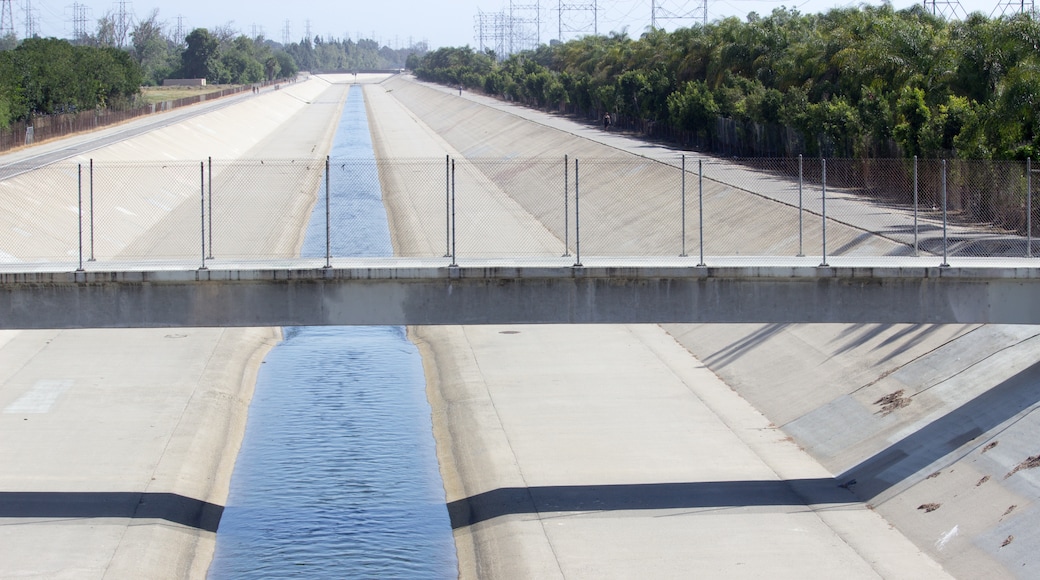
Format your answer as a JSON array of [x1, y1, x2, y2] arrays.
[[0, 9, 427, 129], [415, 6, 1040, 160]]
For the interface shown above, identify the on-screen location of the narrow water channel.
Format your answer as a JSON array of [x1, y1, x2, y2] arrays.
[[209, 85, 457, 577]]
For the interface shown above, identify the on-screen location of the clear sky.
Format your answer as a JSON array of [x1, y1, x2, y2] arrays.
[[21, 0, 1024, 50]]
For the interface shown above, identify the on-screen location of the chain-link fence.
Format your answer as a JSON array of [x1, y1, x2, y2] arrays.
[[1, 156, 1037, 270]]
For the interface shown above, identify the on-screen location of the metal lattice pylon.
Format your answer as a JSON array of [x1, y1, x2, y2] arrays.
[[652, 0, 707, 29], [991, 0, 1037, 17], [0, 0, 14, 37], [558, 0, 596, 42], [475, 9, 509, 59], [923, 0, 968, 20]]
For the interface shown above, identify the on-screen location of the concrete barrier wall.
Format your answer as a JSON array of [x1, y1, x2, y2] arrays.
[[3, 264, 1040, 328]]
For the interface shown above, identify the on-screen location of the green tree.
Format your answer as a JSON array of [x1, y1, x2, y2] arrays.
[[180, 28, 219, 80]]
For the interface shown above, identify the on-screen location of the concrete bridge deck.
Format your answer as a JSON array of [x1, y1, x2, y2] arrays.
[[3, 257, 1040, 328]]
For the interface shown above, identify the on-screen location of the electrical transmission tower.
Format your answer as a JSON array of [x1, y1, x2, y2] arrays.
[[475, 9, 508, 59], [70, 2, 90, 42], [510, 0, 540, 53], [173, 15, 185, 45], [282, 19, 291, 45], [652, 0, 706, 29], [992, 0, 1036, 17], [557, 0, 596, 42], [23, 0, 40, 38], [922, 0, 967, 20], [0, 0, 14, 37], [114, 0, 134, 47]]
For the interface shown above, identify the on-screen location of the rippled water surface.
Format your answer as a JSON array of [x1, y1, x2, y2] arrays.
[[209, 85, 457, 578]]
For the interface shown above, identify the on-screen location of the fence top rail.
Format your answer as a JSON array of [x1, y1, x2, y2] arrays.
[[2, 255, 1039, 278]]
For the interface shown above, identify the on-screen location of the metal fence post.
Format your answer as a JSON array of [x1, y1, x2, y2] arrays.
[[820, 158, 828, 267], [681, 155, 687, 257], [77, 164, 83, 272], [1028, 157, 1033, 258], [199, 161, 207, 270], [88, 159, 95, 262], [698, 159, 705, 267], [574, 158, 582, 267], [941, 159, 949, 267], [913, 155, 919, 256], [797, 154, 803, 257], [445, 154, 451, 258], [207, 156, 214, 259], [450, 159, 457, 267], [563, 154, 570, 257], [325, 156, 331, 268]]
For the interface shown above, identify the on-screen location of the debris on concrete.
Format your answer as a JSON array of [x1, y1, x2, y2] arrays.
[[874, 389, 912, 415]]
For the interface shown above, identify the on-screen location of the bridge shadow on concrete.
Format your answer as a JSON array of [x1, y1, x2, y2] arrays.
[[446, 478, 854, 529], [449, 359, 1040, 529], [838, 358, 1040, 500], [0, 491, 223, 532]]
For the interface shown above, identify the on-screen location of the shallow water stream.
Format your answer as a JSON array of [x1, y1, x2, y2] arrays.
[[208, 85, 457, 578]]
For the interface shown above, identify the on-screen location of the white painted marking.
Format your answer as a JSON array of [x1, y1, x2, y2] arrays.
[[935, 524, 959, 551], [4, 379, 73, 414]]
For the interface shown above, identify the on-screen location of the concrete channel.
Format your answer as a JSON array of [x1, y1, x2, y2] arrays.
[[0, 71, 1035, 579]]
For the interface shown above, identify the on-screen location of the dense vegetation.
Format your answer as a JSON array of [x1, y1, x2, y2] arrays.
[[415, 6, 1040, 160]]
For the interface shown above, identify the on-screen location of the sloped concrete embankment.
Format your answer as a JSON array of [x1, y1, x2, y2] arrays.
[[378, 75, 1040, 578], [0, 76, 350, 579]]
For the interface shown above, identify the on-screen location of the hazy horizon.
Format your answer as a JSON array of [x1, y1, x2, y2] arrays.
[[18, 0, 1025, 50]]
